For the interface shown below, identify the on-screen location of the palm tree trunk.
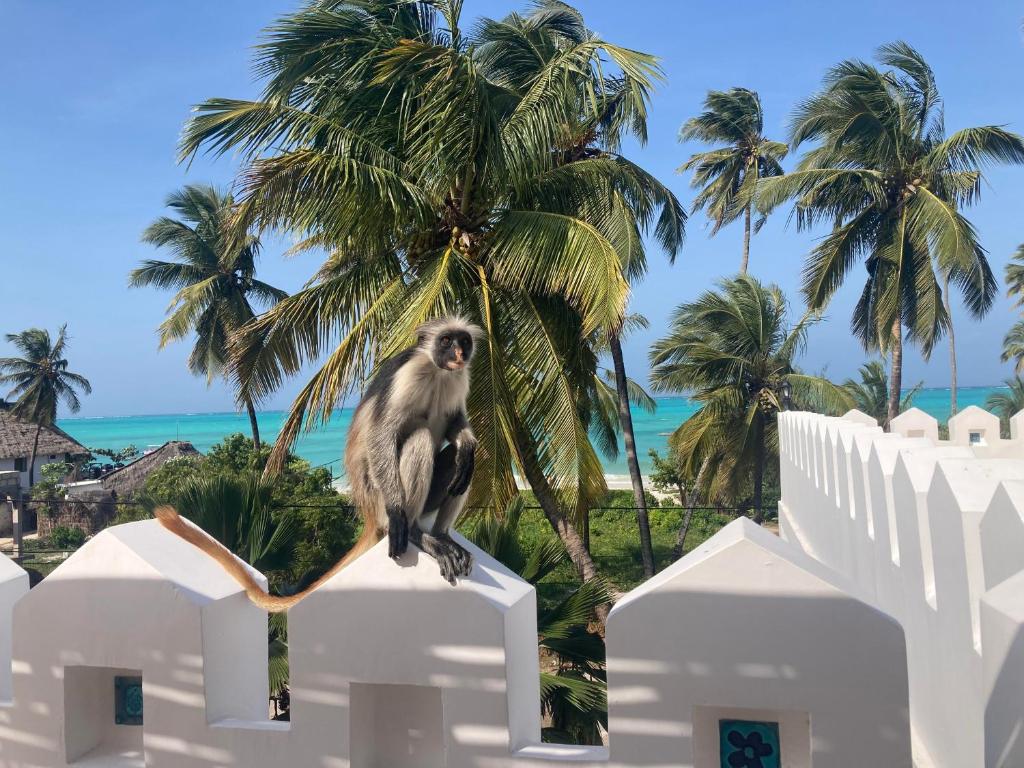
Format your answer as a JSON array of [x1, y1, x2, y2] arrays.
[[246, 399, 262, 451], [28, 422, 41, 489], [943, 272, 958, 416], [752, 413, 766, 524], [514, 426, 608, 622], [886, 319, 904, 430], [609, 333, 654, 579], [741, 204, 751, 274], [671, 456, 710, 562]]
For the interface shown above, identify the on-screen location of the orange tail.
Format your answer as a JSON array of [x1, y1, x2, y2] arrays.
[[154, 506, 379, 612]]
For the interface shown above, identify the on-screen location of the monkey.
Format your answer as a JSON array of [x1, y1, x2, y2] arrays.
[[155, 316, 481, 611]]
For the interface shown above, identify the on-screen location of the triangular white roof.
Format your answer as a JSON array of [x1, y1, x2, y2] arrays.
[[308, 533, 534, 613], [43, 520, 255, 605], [0, 551, 25, 583], [611, 518, 869, 617]]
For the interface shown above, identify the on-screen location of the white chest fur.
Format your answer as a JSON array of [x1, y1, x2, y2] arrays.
[[390, 353, 469, 441]]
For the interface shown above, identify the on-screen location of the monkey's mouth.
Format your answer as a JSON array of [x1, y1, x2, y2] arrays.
[[445, 360, 466, 370]]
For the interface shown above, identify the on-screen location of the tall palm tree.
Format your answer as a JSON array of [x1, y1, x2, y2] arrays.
[[130, 185, 287, 450], [180, 1, 683, 592], [589, 316, 660, 576], [679, 88, 787, 273], [1000, 245, 1024, 371], [842, 360, 922, 423], [986, 377, 1024, 437], [0, 326, 92, 488], [650, 275, 849, 520], [757, 42, 1023, 427]]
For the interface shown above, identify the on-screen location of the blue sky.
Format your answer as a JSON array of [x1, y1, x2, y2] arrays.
[[2, 0, 1022, 418]]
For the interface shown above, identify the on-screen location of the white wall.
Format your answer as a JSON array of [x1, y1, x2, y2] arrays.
[[779, 408, 1024, 768], [0, 517, 911, 767]]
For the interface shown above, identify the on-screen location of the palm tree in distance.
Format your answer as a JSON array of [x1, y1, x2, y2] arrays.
[[757, 42, 1024, 427], [986, 378, 1024, 438], [843, 360, 922, 424], [130, 185, 287, 450], [475, 10, 687, 577], [181, 1, 683, 594], [0, 326, 92, 487], [650, 275, 849, 520], [679, 87, 787, 273], [1000, 245, 1024, 372]]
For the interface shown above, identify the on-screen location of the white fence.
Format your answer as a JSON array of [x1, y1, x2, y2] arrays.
[[778, 406, 1024, 768], [0, 514, 909, 767]]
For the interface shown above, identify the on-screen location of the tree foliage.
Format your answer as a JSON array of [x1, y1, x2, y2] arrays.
[[757, 42, 1023, 422], [679, 87, 786, 271], [650, 275, 850, 516], [842, 360, 922, 423], [179, 0, 682, 536]]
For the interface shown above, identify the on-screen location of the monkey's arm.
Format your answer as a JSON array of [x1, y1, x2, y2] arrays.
[[367, 425, 409, 557], [445, 410, 477, 497]]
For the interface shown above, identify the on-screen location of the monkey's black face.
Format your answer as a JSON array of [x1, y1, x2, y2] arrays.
[[432, 331, 474, 371]]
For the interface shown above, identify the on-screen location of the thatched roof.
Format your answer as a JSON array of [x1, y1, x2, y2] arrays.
[[0, 410, 88, 460], [100, 441, 201, 496]]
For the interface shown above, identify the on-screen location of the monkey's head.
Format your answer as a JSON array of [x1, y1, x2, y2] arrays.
[[416, 317, 481, 372]]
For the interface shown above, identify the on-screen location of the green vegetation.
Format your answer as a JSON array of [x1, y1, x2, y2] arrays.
[[650, 275, 849, 519], [1002, 245, 1024, 373], [130, 185, 288, 450], [757, 42, 1024, 427], [46, 526, 86, 550], [0, 326, 92, 487], [679, 87, 787, 273], [134, 433, 357, 586], [986, 378, 1024, 438], [843, 360, 922, 423]]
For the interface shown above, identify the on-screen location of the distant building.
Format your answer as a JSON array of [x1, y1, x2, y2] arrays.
[[0, 409, 89, 491], [96, 441, 200, 497]]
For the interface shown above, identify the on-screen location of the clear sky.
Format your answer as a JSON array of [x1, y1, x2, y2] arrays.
[[2, 0, 1022, 418]]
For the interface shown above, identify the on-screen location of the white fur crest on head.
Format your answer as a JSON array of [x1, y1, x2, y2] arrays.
[[415, 316, 483, 345]]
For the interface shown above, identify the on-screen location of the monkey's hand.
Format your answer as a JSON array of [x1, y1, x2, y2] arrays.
[[387, 506, 409, 559], [448, 438, 476, 497]]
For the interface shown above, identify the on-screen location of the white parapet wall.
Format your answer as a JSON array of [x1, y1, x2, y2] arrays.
[[0, 554, 28, 704], [779, 407, 1024, 768], [0, 517, 909, 767]]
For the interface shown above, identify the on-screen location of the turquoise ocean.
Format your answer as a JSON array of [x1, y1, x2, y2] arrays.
[[57, 386, 1006, 482]]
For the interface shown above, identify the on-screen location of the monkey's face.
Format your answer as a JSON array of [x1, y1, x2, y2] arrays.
[[432, 330, 474, 371]]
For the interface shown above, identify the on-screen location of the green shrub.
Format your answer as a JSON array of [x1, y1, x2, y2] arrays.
[[48, 526, 86, 550]]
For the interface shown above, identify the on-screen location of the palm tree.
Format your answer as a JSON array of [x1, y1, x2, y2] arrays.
[[650, 275, 849, 521], [1000, 245, 1024, 372], [590, 316, 660, 577], [757, 42, 1023, 428], [0, 326, 92, 487], [679, 88, 787, 273], [180, 1, 683, 592], [467, 498, 610, 744], [986, 377, 1024, 438], [843, 360, 922, 424], [130, 185, 287, 450]]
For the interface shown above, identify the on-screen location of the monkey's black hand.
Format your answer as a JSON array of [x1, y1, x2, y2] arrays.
[[387, 507, 409, 559], [448, 441, 476, 497]]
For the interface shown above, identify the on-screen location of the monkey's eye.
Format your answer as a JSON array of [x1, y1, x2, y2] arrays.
[[440, 336, 452, 348]]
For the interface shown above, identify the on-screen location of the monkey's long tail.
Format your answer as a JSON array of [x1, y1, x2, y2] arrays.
[[154, 506, 380, 613]]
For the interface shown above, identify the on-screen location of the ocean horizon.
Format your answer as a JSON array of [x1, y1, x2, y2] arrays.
[[56, 387, 1007, 482]]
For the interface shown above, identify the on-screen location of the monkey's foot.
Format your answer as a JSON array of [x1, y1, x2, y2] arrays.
[[409, 528, 463, 585], [387, 508, 409, 559], [437, 534, 473, 577]]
